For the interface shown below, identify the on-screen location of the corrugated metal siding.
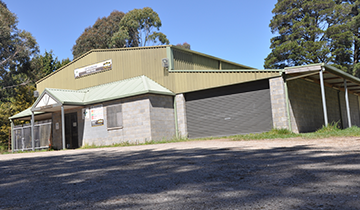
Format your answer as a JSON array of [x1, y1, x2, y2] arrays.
[[222, 62, 243, 69], [185, 79, 273, 138], [172, 48, 253, 70], [37, 47, 167, 93], [164, 71, 280, 93], [173, 49, 194, 70], [192, 54, 218, 70], [37, 46, 281, 95]]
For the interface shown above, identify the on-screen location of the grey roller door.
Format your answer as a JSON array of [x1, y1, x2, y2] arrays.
[[185, 79, 273, 138]]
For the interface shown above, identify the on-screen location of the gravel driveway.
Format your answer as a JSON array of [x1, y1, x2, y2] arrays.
[[1, 137, 360, 209]]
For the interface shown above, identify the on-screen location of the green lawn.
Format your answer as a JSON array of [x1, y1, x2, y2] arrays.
[[232, 123, 360, 141]]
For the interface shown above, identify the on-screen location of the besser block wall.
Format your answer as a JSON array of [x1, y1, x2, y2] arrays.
[[270, 77, 360, 133], [82, 94, 176, 146], [288, 79, 360, 132]]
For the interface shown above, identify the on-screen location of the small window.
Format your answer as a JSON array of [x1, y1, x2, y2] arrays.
[[107, 104, 123, 130]]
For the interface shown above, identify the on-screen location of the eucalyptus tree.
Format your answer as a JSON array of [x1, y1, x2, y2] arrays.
[[72, 11, 125, 59], [110, 7, 169, 48]]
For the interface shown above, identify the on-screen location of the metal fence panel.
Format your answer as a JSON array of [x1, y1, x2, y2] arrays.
[[13, 121, 52, 151], [39, 123, 51, 147], [14, 129, 22, 151], [23, 127, 31, 150]]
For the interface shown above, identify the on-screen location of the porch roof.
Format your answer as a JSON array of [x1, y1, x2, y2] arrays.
[[10, 75, 174, 120], [285, 63, 360, 95], [9, 107, 45, 120]]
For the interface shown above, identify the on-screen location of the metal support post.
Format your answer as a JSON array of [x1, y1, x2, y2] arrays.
[[31, 111, 35, 151], [61, 105, 66, 150], [344, 79, 352, 127], [283, 75, 292, 131], [10, 119, 14, 153], [319, 68, 328, 127]]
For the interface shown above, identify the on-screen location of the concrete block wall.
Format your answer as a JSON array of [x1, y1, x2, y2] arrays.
[[349, 94, 360, 127], [175, 94, 188, 137], [288, 79, 360, 132], [269, 77, 288, 129], [149, 94, 176, 141], [339, 91, 360, 128], [121, 96, 152, 144], [82, 95, 152, 146], [287, 79, 339, 132], [269, 76, 360, 133]]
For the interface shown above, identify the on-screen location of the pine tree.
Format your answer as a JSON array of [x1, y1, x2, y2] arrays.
[[264, 0, 353, 72]]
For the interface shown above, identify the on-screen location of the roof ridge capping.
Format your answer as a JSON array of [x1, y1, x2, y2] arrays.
[[46, 88, 88, 93], [141, 75, 149, 91]]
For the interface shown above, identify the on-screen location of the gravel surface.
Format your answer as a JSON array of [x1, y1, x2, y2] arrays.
[[1, 137, 360, 210]]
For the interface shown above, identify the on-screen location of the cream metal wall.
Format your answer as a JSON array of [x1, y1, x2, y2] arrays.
[[166, 71, 280, 94], [172, 48, 250, 70], [36, 46, 281, 94], [37, 47, 168, 93]]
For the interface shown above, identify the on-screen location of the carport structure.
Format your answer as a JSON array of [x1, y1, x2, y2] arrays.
[[283, 63, 360, 131]]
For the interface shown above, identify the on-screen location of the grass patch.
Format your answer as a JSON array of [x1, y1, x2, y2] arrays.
[[302, 124, 360, 139], [81, 142, 133, 149], [80, 136, 191, 149], [0, 148, 51, 155], [232, 128, 299, 141], [232, 123, 360, 141]]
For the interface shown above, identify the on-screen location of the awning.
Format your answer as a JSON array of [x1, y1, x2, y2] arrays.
[[285, 63, 360, 95], [9, 107, 52, 121], [9, 75, 175, 120], [284, 63, 357, 128]]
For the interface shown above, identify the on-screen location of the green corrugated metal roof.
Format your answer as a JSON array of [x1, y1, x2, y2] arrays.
[[80, 75, 174, 105], [10, 75, 174, 120], [47, 75, 174, 106], [45, 89, 87, 104], [284, 63, 360, 85], [9, 107, 45, 120]]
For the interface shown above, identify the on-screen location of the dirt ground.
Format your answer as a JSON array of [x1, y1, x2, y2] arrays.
[[1, 137, 360, 210]]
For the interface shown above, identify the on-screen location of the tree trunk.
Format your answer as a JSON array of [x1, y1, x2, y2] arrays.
[[354, 32, 360, 75]]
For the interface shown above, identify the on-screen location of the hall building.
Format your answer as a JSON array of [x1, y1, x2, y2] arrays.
[[9, 45, 360, 151]]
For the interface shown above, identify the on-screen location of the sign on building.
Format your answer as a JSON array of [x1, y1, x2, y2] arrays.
[[90, 105, 104, 127], [74, 59, 112, 78]]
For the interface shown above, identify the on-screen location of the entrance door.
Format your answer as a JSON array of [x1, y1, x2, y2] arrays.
[[65, 112, 78, 149]]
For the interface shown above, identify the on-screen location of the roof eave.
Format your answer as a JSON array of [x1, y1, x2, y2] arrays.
[[323, 64, 360, 85], [83, 90, 174, 105]]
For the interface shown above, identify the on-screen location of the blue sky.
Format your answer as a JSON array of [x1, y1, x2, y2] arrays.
[[6, 0, 278, 69]]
